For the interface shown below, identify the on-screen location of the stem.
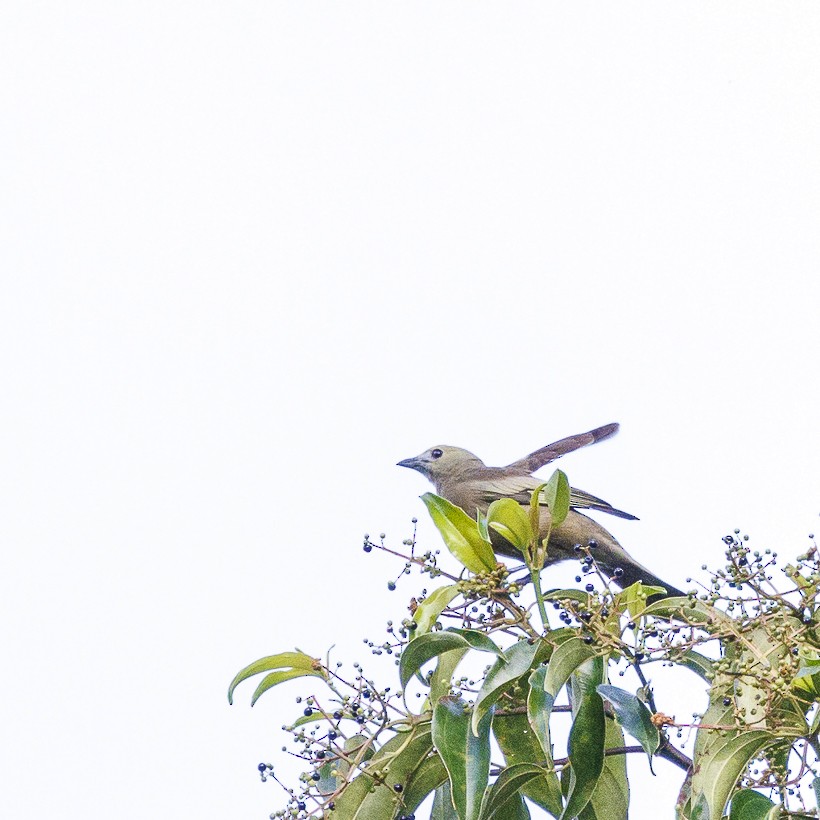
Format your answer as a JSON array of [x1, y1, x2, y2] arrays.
[[656, 739, 692, 772], [531, 566, 550, 631]]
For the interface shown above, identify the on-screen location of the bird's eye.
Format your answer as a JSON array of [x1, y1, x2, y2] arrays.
[[431, 449, 443, 459]]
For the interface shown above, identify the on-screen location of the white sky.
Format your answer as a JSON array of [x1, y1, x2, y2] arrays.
[[1, 3, 819, 819]]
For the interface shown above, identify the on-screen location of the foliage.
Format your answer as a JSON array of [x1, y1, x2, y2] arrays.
[[230, 472, 820, 819]]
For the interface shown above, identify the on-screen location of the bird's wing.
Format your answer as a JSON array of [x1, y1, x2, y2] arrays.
[[467, 474, 638, 521], [470, 474, 544, 504], [503, 423, 619, 473], [567, 488, 639, 521]]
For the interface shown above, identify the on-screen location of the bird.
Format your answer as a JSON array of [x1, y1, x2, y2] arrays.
[[397, 423, 684, 598]]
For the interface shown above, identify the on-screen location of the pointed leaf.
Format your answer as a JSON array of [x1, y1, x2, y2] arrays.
[[579, 713, 630, 820], [479, 763, 546, 819], [432, 781, 460, 820], [247, 670, 313, 706], [811, 707, 820, 737], [526, 664, 556, 772], [561, 657, 606, 820], [227, 651, 325, 704], [543, 588, 591, 605], [400, 629, 504, 691], [477, 511, 491, 543], [547, 639, 599, 697], [729, 789, 777, 820], [643, 596, 733, 629], [291, 709, 338, 729], [494, 709, 563, 817], [472, 639, 543, 735], [690, 730, 774, 820], [329, 721, 434, 819], [430, 649, 470, 706], [597, 684, 661, 770], [501, 794, 532, 819], [543, 470, 571, 527], [317, 733, 371, 797], [529, 483, 549, 545], [487, 498, 534, 552], [615, 581, 668, 617], [401, 752, 449, 816], [413, 585, 462, 637], [422, 493, 497, 573], [433, 697, 493, 820], [677, 649, 715, 682]]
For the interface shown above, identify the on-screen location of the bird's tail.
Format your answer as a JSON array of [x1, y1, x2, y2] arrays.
[[597, 558, 687, 599], [548, 511, 686, 599]]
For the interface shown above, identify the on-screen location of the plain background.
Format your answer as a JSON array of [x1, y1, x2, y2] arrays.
[[2, 3, 819, 818]]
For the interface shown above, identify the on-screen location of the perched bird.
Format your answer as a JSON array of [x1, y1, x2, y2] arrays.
[[397, 423, 684, 597]]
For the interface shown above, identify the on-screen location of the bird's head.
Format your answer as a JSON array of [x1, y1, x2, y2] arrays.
[[397, 445, 485, 483]]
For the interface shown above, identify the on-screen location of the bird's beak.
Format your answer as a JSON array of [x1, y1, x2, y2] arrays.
[[396, 457, 420, 470]]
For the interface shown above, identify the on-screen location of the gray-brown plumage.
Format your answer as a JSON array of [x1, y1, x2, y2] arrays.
[[397, 423, 683, 597]]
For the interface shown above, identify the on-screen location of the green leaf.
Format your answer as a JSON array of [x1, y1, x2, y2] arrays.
[[479, 763, 546, 819], [597, 684, 661, 771], [527, 636, 602, 813], [433, 697, 493, 820], [500, 794, 532, 820], [677, 649, 715, 682], [690, 729, 774, 820], [413, 584, 462, 637], [727, 622, 792, 730], [527, 666, 556, 763], [792, 657, 820, 700], [810, 706, 820, 737], [543, 588, 592, 605], [529, 482, 549, 545], [329, 721, 434, 819], [538, 637, 599, 720], [422, 493, 498, 573], [400, 629, 505, 691], [317, 734, 372, 796], [472, 639, 543, 735], [728, 789, 777, 820], [643, 596, 732, 628], [487, 498, 534, 552], [543, 469, 571, 527], [579, 713, 630, 820], [615, 581, 668, 618], [561, 657, 606, 819], [401, 752, 449, 816], [430, 648, 470, 707], [493, 710, 563, 817], [432, 781, 460, 820], [291, 709, 337, 729], [316, 757, 340, 796], [227, 650, 326, 705], [477, 510, 491, 543]]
